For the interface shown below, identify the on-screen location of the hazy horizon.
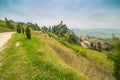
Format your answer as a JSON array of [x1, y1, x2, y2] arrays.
[[0, 0, 120, 29]]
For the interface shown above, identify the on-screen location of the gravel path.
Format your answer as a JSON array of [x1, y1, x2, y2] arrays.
[[0, 32, 15, 52]]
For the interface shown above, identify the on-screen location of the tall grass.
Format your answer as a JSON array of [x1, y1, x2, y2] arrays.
[[32, 32, 115, 80], [57, 40, 115, 80]]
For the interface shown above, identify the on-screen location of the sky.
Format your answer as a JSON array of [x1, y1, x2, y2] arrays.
[[0, 0, 120, 29]]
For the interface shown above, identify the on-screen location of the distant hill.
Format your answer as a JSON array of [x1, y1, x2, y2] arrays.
[[72, 28, 120, 39]]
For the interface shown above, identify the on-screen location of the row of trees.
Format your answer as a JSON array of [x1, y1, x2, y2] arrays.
[[16, 22, 40, 39], [16, 23, 31, 39]]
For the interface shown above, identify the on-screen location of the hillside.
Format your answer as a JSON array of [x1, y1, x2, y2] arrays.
[[0, 19, 16, 32], [0, 32, 115, 80], [0, 32, 86, 80]]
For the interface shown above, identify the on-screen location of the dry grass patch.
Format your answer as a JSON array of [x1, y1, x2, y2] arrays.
[[15, 41, 21, 47]]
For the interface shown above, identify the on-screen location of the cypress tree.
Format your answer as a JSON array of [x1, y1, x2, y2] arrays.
[[17, 23, 21, 33], [26, 26, 31, 39], [97, 41, 102, 51]]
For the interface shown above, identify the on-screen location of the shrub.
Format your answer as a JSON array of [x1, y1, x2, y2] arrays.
[[69, 34, 78, 43]]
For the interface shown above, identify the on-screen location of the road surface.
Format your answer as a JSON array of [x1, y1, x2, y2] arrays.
[[0, 32, 15, 52]]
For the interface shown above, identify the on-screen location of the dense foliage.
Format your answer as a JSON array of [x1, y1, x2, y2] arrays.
[[112, 36, 120, 80]]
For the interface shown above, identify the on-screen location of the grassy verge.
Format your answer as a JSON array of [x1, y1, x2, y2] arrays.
[[0, 33, 85, 80], [0, 26, 15, 33]]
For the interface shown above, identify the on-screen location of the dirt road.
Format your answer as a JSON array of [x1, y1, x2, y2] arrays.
[[0, 32, 15, 52]]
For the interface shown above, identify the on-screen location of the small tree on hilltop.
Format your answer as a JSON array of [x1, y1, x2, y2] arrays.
[[26, 26, 31, 39]]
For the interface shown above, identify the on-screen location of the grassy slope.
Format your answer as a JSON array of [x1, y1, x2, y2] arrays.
[[0, 20, 15, 32], [60, 41, 114, 80], [39, 33, 115, 80], [0, 33, 86, 80], [0, 20, 9, 32]]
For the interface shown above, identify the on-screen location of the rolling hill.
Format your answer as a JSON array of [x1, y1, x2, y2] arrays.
[[0, 31, 115, 80]]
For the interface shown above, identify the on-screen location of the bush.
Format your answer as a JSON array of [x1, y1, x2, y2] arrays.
[[69, 34, 78, 43], [26, 26, 31, 39], [114, 54, 120, 80]]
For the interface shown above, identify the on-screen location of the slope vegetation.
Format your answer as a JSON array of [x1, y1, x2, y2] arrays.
[[0, 32, 85, 80], [0, 20, 15, 32], [0, 31, 115, 80]]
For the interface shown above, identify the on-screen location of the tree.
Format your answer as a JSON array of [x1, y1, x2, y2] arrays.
[[69, 34, 78, 43], [97, 41, 102, 51], [48, 27, 51, 32], [26, 26, 31, 39], [16, 23, 21, 33], [4, 17, 8, 22]]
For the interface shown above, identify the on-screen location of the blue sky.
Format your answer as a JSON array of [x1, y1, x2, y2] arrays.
[[0, 0, 120, 29]]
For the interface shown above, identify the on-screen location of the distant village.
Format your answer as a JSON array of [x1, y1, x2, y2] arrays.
[[80, 34, 112, 51]]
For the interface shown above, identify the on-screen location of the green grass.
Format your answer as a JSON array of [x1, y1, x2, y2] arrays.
[[0, 26, 15, 32], [0, 33, 86, 80], [0, 20, 15, 32], [32, 32, 115, 80], [59, 40, 113, 67], [0, 32, 115, 80], [58, 40, 115, 80]]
